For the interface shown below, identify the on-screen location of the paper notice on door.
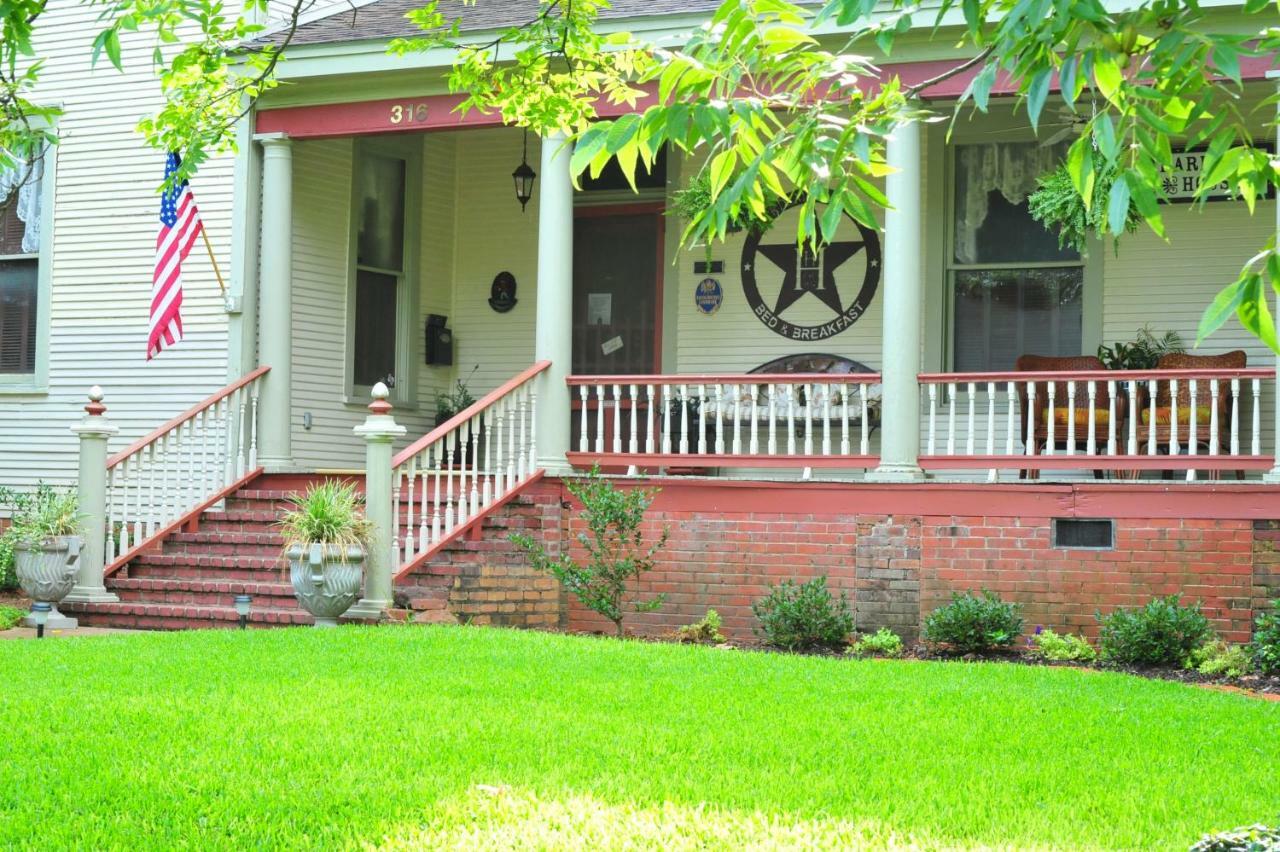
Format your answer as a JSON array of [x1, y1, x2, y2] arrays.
[[601, 336, 624, 356], [587, 293, 612, 325]]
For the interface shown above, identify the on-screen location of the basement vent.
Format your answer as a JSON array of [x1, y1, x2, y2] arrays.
[[1052, 519, 1114, 550]]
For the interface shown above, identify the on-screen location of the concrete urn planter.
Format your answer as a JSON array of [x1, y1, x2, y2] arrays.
[[15, 536, 82, 628], [286, 543, 364, 627]]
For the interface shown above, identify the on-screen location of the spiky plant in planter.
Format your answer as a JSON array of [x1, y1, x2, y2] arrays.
[[278, 481, 373, 627], [10, 486, 84, 627]]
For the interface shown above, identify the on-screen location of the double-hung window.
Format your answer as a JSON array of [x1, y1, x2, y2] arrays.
[[949, 142, 1087, 372], [0, 153, 49, 388], [348, 140, 418, 404]]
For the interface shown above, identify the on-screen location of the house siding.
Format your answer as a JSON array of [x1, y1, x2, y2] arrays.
[[1, 2, 233, 493]]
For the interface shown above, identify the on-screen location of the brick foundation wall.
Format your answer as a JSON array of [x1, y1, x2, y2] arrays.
[[408, 478, 1276, 646], [921, 517, 1255, 644]]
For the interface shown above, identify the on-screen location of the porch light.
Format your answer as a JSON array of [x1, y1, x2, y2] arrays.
[[513, 129, 536, 212], [31, 602, 51, 639], [233, 594, 252, 630]]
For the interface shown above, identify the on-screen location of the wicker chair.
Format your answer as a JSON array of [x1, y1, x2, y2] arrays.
[[1139, 350, 1247, 479], [1014, 354, 1124, 479]]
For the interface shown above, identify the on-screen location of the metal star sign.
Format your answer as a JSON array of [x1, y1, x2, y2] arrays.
[[740, 203, 882, 342]]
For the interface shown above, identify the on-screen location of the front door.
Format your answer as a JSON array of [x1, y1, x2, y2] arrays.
[[572, 210, 661, 375]]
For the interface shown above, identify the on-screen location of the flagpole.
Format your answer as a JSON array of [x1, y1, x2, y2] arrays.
[[200, 228, 227, 296]]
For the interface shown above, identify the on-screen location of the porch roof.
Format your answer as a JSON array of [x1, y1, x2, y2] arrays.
[[254, 0, 726, 48]]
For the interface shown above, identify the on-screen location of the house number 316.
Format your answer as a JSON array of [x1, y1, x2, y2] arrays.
[[389, 103, 429, 124]]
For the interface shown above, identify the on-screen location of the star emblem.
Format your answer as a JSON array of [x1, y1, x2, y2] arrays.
[[758, 239, 865, 317]]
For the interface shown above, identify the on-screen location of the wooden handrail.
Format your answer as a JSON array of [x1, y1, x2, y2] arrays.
[[567, 372, 883, 385], [107, 365, 271, 469], [392, 361, 551, 469], [918, 368, 1272, 383]]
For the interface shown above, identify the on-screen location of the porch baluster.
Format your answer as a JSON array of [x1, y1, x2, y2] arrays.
[[715, 385, 726, 455], [493, 397, 506, 495], [1045, 383, 1056, 455], [945, 382, 956, 456], [1252, 378, 1263, 457], [927, 383, 937, 455], [105, 466, 117, 565], [985, 382, 996, 457], [611, 384, 622, 455], [697, 384, 708, 455], [966, 382, 976, 456], [483, 413, 494, 505], [1086, 381, 1097, 457], [1231, 379, 1241, 455], [471, 415, 482, 517], [803, 383, 814, 456], [1106, 381, 1117, 456], [767, 389, 778, 455], [527, 384, 538, 476], [1147, 380, 1157, 456], [749, 385, 760, 455], [840, 383, 850, 457], [118, 457, 130, 558], [1005, 382, 1016, 456], [821, 383, 832, 457], [661, 385, 672, 455], [404, 458, 416, 560], [679, 384, 690, 455], [432, 448, 442, 545], [1127, 380, 1138, 455], [1187, 380, 1198, 482], [1025, 382, 1036, 458], [732, 384, 743, 455], [518, 390, 530, 480], [418, 452, 430, 553], [628, 384, 638, 455], [645, 385, 655, 454], [507, 394, 517, 489], [444, 433, 455, 531], [594, 385, 605, 455], [1209, 379, 1221, 457], [786, 385, 796, 456], [577, 386, 588, 453]]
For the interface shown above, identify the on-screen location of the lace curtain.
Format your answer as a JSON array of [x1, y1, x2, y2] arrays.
[[0, 158, 42, 254], [953, 142, 1063, 265]]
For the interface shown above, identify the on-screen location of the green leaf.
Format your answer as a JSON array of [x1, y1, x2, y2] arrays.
[[1093, 58, 1122, 103], [709, 149, 737, 199], [1106, 175, 1130, 236], [1026, 70, 1051, 130]]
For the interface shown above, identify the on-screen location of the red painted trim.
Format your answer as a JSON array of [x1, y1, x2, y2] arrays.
[[104, 468, 264, 577], [567, 452, 877, 468], [920, 454, 1275, 470], [392, 361, 550, 468], [919, 368, 1272, 383], [567, 372, 882, 385], [551, 475, 1280, 520], [107, 366, 270, 469], [393, 470, 545, 581]]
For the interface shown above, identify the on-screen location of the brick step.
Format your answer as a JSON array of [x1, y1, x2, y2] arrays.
[[61, 599, 315, 630], [162, 530, 286, 558], [109, 577, 300, 609]]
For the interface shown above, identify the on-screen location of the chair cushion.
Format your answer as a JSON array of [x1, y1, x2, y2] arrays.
[[1140, 405, 1215, 426], [1043, 408, 1110, 427]]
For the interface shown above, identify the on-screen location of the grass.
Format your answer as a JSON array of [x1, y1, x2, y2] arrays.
[[0, 605, 23, 630], [1, 627, 1277, 849]]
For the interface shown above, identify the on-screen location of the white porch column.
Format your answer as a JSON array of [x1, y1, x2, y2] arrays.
[[1267, 73, 1280, 483], [534, 130, 574, 473], [256, 133, 293, 470], [870, 119, 925, 481], [348, 383, 405, 620]]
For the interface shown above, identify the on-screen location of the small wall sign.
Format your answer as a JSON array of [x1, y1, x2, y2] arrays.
[[488, 271, 517, 313], [1161, 145, 1275, 203], [601, 336, 624, 355], [694, 277, 724, 315]]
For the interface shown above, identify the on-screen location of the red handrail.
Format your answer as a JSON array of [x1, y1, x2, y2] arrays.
[[392, 361, 551, 469], [106, 366, 271, 469], [567, 372, 883, 385], [918, 368, 1272, 383]]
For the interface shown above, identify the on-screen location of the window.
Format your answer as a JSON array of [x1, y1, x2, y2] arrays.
[[348, 143, 417, 401], [0, 157, 43, 379], [949, 142, 1085, 372]]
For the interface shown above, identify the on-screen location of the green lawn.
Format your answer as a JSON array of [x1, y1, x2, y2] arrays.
[[2, 627, 1276, 849]]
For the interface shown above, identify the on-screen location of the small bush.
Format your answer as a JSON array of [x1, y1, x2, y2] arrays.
[[752, 577, 853, 651], [1096, 595, 1212, 667], [0, 606, 24, 631], [922, 591, 1023, 654], [1188, 641, 1252, 680], [675, 609, 725, 644], [1251, 601, 1280, 675], [277, 481, 372, 549], [513, 468, 668, 638], [1191, 824, 1280, 851], [1029, 629, 1097, 663], [848, 627, 903, 659]]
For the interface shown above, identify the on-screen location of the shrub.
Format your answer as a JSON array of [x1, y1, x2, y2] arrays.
[[8, 486, 81, 547], [922, 591, 1024, 654], [752, 577, 853, 651], [1191, 824, 1280, 851], [1252, 601, 1280, 675], [277, 481, 372, 549], [1029, 629, 1097, 663], [1188, 641, 1252, 680], [848, 627, 904, 658], [512, 468, 668, 638], [675, 609, 725, 644], [0, 606, 24, 631], [1096, 596, 1212, 667]]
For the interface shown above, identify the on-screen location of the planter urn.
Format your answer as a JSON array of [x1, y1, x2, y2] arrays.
[[16, 536, 82, 629], [286, 542, 365, 627]]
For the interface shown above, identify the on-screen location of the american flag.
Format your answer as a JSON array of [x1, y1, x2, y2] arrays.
[[148, 152, 204, 360]]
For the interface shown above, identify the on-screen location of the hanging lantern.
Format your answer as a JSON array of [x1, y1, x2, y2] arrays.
[[513, 129, 537, 212]]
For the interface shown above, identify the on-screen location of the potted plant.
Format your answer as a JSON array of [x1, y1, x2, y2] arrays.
[[278, 481, 372, 627], [668, 171, 789, 262], [1028, 163, 1142, 254], [11, 486, 83, 628], [1097, 325, 1185, 371]]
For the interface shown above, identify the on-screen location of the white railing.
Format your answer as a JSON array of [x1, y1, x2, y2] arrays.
[[565, 373, 882, 470], [392, 361, 550, 576], [105, 366, 268, 571], [918, 368, 1274, 478]]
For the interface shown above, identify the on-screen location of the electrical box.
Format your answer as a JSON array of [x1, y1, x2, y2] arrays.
[[425, 314, 453, 366]]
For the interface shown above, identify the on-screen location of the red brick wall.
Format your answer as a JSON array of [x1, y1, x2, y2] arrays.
[[921, 516, 1255, 643]]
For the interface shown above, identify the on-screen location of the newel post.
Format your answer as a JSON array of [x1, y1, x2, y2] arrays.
[[348, 383, 405, 620], [64, 386, 120, 604]]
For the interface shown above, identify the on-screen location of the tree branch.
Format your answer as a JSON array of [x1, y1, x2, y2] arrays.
[[904, 44, 995, 98]]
